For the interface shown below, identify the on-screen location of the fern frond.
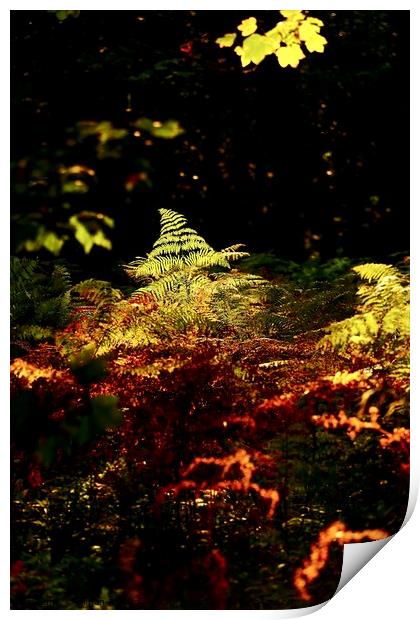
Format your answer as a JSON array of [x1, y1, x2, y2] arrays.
[[132, 272, 189, 301], [51, 264, 72, 293], [10, 257, 40, 297], [319, 313, 379, 352], [221, 243, 246, 253], [209, 272, 265, 291], [11, 257, 72, 341], [125, 209, 249, 301], [220, 243, 250, 262], [382, 305, 410, 337], [71, 279, 123, 308], [158, 208, 189, 235], [183, 250, 230, 270], [320, 262, 409, 383], [353, 263, 401, 282]]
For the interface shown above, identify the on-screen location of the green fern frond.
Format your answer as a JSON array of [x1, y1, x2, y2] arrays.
[[353, 263, 401, 282], [209, 272, 264, 291], [382, 305, 410, 337], [158, 208, 190, 235], [220, 243, 250, 262], [11, 257, 40, 295], [319, 262, 409, 382], [71, 279, 123, 308], [11, 257, 72, 341], [50, 264, 72, 293], [319, 312, 379, 352], [132, 272, 190, 301], [125, 209, 251, 301]]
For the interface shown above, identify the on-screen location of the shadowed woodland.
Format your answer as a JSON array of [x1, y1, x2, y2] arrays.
[[11, 10, 409, 609]]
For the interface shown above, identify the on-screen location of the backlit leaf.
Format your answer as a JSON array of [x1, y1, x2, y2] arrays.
[[276, 44, 305, 68], [280, 10, 305, 22], [216, 33, 237, 48], [240, 33, 276, 67], [49, 10, 80, 21], [42, 231, 65, 255], [304, 33, 328, 53], [216, 10, 327, 71], [21, 227, 67, 256], [238, 17, 258, 37], [134, 118, 184, 139], [69, 213, 114, 254], [152, 120, 184, 139]]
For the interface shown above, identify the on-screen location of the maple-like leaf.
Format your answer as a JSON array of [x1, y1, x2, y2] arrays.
[[280, 10, 305, 22], [216, 33, 237, 48], [238, 17, 258, 37], [276, 44, 305, 68], [299, 20, 327, 53], [239, 33, 278, 67], [304, 33, 328, 53], [299, 20, 320, 41], [216, 10, 327, 71]]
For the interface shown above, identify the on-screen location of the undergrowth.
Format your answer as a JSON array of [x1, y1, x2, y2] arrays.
[[11, 210, 409, 609]]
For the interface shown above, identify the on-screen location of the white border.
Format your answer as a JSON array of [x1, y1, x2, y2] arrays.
[[4, 3, 417, 617]]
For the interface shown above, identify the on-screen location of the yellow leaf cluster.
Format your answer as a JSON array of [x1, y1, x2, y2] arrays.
[[216, 9, 328, 71]]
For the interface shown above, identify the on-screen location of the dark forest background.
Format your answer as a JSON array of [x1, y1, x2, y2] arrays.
[[11, 10, 409, 278]]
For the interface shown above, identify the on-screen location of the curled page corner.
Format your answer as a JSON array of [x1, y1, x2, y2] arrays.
[[402, 469, 418, 527], [335, 474, 417, 597], [335, 534, 394, 595]]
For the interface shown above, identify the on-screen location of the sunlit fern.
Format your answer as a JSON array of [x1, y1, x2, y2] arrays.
[[125, 209, 251, 300], [116, 208, 266, 339], [319, 263, 409, 381]]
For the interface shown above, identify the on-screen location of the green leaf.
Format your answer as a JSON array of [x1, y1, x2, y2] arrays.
[[72, 219, 94, 253], [49, 10, 80, 21], [240, 33, 277, 67], [69, 213, 114, 254], [152, 120, 184, 139], [134, 118, 184, 139], [21, 226, 67, 256], [42, 232, 65, 255], [216, 33, 237, 48], [90, 229, 112, 250]]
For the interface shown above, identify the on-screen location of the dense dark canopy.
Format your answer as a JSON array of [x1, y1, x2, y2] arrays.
[[11, 10, 409, 277]]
